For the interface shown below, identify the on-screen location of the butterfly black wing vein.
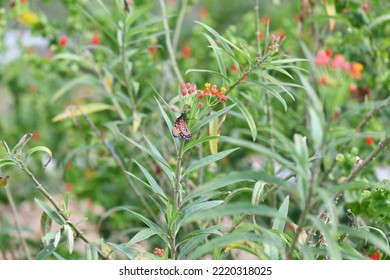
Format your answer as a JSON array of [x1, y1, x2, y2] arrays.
[[172, 113, 192, 140]]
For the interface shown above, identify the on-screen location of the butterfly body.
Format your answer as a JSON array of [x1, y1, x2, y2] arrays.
[[172, 113, 192, 140]]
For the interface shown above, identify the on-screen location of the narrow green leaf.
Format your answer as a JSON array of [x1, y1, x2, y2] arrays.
[[64, 224, 74, 254], [54, 231, 61, 247], [203, 33, 227, 83], [26, 146, 53, 169], [192, 104, 236, 133], [177, 224, 225, 246], [121, 207, 168, 243], [185, 69, 229, 81], [252, 181, 266, 205], [130, 160, 167, 200], [128, 228, 157, 245], [52, 103, 115, 122], [0, 158, 18, 169], [183, 135, 219, 154], [34, 198, 64, 226], [11, 133, 32, 155], [183, 148, 239, 177], [120, 133, 171, 170], [273, 196, 289, 232], [35, 240, 64, 260], [176, 201, 224, 231], [187, 171, 296, 201], [367, 14, 390, 31], [231, 97, 257, 141], [40, 212, 52, 246]]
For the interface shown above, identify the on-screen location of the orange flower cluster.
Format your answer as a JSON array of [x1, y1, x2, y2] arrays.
[[315, 49, 364, 79], [198, 83, 227, 102]]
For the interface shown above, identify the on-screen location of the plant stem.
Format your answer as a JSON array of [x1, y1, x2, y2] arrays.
[[172, 0, 187, 52], [4, 185, 32, 260], [174, 139, 185, 210], [322, 96, 390, 182], [159, 0, 184, 83], [20, 163, 109, 259]]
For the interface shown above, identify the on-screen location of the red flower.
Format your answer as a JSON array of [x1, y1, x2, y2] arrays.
[[315, 50, 331, 65], [257, 32, 263, 41], [198, 91, 204, 99], [319, 75, 328, 85], [181, 42, 191, 58], [262, 16, 270, 25], [153, 248, 164, 256], [21, 0, 27, 3], [366, 249, 380, 260], [59, 35, 68, 47], [231, 64, 238, 73], [332, 54, 350, 71], [65, 183, 73, 192], [366, 137, 374, 145], [148, 43, 157, 54], [363, 2, 371, 13], [271, 34, 281, 42], [90, 35, 101, 45], [32, 132, 41, 142]]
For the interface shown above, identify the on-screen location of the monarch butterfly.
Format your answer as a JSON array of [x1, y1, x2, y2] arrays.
[[172, 113, 192, 140]]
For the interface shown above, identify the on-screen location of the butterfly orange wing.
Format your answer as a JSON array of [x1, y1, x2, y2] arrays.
[[172, 113, 192, 140]]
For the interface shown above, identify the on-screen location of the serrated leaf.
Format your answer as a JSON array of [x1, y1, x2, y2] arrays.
[[34, 198, 64, 225], [52, 103, 115, 122], [183, 148, 239, 177]]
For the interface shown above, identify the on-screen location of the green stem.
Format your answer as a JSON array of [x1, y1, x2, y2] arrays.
[[174, 139, 185, 210], [4, 185, 32, 259], [159, 0, 184, 83], [20, 163, 109, 259]]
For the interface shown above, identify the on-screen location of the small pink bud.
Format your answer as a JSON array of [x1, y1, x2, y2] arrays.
[[181, 89, 187, 96], [198, 91, 204, 99], [180, 82, 186, 89], [198, 102, 203, 107], [186, 82, 191, 89]]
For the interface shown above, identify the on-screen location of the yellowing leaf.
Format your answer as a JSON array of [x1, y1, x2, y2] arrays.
[[209, 114, 218, 154], [133, 111, 142, 133], [52, 103, 115, 122], [324, 0, 336, 31], [20, 11, 40, 26]]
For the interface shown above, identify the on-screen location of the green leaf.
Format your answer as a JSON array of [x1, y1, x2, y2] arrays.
[[11, 133, 32, 155], [54, 231, 61, 247], [120, 133, 171, 170], [183, 202, 289, 225], [177, 236, 205, 260], [128, 228, 158, 245], [221, 136, 295, 171], [231, 96, 257, 141], [192, 104, 236, 133], [187, 171, 296, 201], [34, 198, 64, 226], [252, 181, 266, 205], [188, 232, 282, 259], [183, 135, 219, 154], [35, 239, 65, 260], [185, 69, 229, 82], [177, 224, 225, 246], [25, 146, 53, 169], [0, 158, 18, 169], [273, 195, 289, 232], [203, 33, 227, 84], [176, 201, 224, 231], [367, 14, 390, 31], [121, 207, 168, 243], [107, 243, 143, 260], [64, 224, 74, 254], [308, 108, 323, 151], [130, 160, 168, 200], [40, 212, 52, 246], [183, 148, 239, 177]]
